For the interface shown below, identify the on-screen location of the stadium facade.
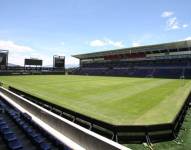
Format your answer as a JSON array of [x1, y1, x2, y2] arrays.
[[72, 40, 191, 78]]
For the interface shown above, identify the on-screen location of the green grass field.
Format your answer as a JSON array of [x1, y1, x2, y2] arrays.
[[0, 75, 191, 126]]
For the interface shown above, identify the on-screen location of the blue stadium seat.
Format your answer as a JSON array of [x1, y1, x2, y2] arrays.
[[24, 127, 34, 134], [28, 130, 41, 139], [0, 117, 4, 121], [0, 100, 72, 150], [3, 133, 17, 142], [1, 128, 13, 135], [8, 139, 23, 150], [0, 120, 6, 126], [0, 125, 11, 134], [21, 123, 30, 130], [13, 116, 21, 122], [33, 135, 45, 145], [17, 120, 25, 126], [40, 142, 52, 150]]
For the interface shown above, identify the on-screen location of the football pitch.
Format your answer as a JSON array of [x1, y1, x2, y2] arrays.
[[0, 75, 191, 126]]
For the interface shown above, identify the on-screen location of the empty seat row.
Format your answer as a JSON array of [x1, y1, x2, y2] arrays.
[[72, 67, 185, 78], [0, 99, 71, 150], [0, 116, 23, 150], [81, 58, 191, 68]]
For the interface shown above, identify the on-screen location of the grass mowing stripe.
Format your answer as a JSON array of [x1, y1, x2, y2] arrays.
[[0, 75, 190, 125]]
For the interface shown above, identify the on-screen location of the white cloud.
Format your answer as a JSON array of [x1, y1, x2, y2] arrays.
[[161, 11, 174, 18], [132, 42, 141, 47], [182, 24, 189, 28], [89, 39, 124, 48], [0, 40, 52, 66], [166, 17, 180, 30], [0, 40, 33, 53], [8, 53, 27, 66], [185, 37, 191, 40], [0, 40, 79, 67], [106, 39, 124, 48], [65, 56, 79, 68], [90, 40, 107, 47], [161, 11, 189, 30], [0, 40, 35, 66], [7, 52, 51, 66]]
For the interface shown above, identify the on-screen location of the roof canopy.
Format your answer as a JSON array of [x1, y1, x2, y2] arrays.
[[73, 40, 191, 59]]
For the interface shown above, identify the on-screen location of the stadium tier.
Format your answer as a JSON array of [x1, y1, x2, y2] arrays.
[[72, 40, 191, 78]]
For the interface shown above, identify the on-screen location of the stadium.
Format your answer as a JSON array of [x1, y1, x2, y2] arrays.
[[0, 39, 191, 150]]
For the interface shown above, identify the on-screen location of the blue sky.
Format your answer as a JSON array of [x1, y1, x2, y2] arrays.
[[0, 0, 191, 66]]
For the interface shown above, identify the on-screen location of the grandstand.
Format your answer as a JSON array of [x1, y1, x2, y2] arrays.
[[72, 40, 191, 78]]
